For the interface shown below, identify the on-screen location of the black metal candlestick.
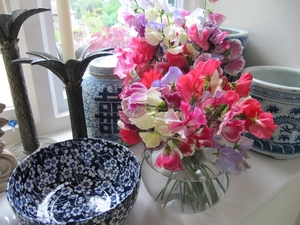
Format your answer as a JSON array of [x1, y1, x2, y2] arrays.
[[0, 9, 50, 155], [13, 47, 113, 139]]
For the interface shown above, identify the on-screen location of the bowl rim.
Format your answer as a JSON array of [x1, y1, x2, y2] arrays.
[[6, 137, 141, 224], [221, 26, 249, 38], [242, 65, 300, 91]]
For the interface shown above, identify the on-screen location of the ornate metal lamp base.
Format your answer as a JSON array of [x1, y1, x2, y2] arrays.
[[8, 137, 56, 161]]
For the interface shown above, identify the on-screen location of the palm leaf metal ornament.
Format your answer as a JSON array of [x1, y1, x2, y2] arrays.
[[13, 47, 113, 139], [0, 8, 50, 154]]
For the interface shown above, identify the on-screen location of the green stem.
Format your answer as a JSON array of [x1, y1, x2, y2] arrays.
[[163, 180, 179, 207]]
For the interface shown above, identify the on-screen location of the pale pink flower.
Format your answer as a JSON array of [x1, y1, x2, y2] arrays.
[[117, 5, 136, 27], [227, 39, 244, 60], [208, 12, 226, 26], [114, 49, 136, 79], [224, 55, 245, 76], [120, 83, 148, 118]]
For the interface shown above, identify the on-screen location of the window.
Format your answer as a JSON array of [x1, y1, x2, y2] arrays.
[[2, 0, 184, 145], [0, 55, 13, 108]]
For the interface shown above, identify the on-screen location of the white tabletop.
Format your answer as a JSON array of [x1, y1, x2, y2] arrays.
[[122, 144, 300, 225], [1, 137, 300, 225]]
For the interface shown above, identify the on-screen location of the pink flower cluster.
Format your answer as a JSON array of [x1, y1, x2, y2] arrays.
[[115, 1, 245, 85], [118, 58, 277, 175], [115, 0, 278, 175]]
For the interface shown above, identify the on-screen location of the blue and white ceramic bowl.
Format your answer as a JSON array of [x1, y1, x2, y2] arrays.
[[243, 66, 300, 159], [6, 138, 141, 225]]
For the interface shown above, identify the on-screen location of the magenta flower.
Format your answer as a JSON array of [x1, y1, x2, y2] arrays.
[[165, 101, 207, 139], [155, 148, 183, 171]]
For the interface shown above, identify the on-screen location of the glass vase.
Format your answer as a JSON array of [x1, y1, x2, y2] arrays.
[[141, 149, 231, 214]]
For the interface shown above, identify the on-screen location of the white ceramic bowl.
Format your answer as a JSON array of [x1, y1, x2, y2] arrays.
[[243, 66, 300, 159]]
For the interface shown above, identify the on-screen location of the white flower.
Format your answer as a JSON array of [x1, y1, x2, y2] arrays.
[[136, 0, 153, 10], [168, 46, 184, 55], [151, 0, 174, 13], [154, 112, 173, 137], [130, 112, 155, 130], [145, 27, 164, 46], [163, 25, 176, 41], [147, 87, 163, 106], [164, 26, 189, 47], [185, 43, 200, 60], [139, 132, 161, 148], [145, 8, 160, 21], [185, 7, 205, 29]]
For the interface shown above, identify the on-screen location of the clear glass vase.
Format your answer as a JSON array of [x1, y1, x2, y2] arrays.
[[141, 149, 231, 214]]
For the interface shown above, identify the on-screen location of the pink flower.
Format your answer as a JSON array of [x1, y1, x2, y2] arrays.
[[165, 101, 207, 139], [129, 37, 155, 64], [177, 140, 195, 156], [189, 125, 214, 149], [114, 48, 136, 80], [117, 5, 136, 27], [247, 112, 278, 139], [234, 72, 253, 97], [120, 129, 141, 145], [221, 120, 246, 142], [188, 24, 210, 50], [140, 69, 163, 89], [155, 148, 183, 171], [224, 55, 245, 76], [120, 83, 148, 118], [238, 98, 263, 118], [219, 90, 240, 107], [208, 12, 226, 26], [227, 39, 244, 60]]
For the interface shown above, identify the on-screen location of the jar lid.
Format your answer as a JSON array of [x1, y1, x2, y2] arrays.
[[89, 55, 117, 75]]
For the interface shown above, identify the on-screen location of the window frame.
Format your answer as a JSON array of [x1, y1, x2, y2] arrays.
[[2, 0, 191, 145]]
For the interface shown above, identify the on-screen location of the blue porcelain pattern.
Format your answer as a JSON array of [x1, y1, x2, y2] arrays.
[[6, 138, 141, 225], [82, 60, 124, 144], [245, 84, 300, 158]]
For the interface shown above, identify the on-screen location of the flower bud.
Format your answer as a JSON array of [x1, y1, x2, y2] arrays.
[[145, 8, 160, 21]]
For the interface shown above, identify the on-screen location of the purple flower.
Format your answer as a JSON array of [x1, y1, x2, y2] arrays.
[[152, 66, 183, 87], [135, 13, 147, 37], [215, 146, 243, 174], [173, 8, 190, 26]]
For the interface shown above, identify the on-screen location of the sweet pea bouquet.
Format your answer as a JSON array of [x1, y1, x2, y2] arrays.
[[114, 0, 278, 176]]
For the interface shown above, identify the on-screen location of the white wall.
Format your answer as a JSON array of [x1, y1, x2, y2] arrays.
[[185, 0, 300, 69]]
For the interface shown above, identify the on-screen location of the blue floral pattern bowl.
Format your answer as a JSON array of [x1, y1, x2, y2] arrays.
[[6, 138, 141, 225], [243, 66, 300, 159]]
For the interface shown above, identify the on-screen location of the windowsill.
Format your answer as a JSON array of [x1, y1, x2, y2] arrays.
[[1, 129, 300, 225]]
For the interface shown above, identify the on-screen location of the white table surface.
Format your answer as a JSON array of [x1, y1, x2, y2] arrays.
[[122, 144, 300, 225], [1, 130, 300, 225]]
